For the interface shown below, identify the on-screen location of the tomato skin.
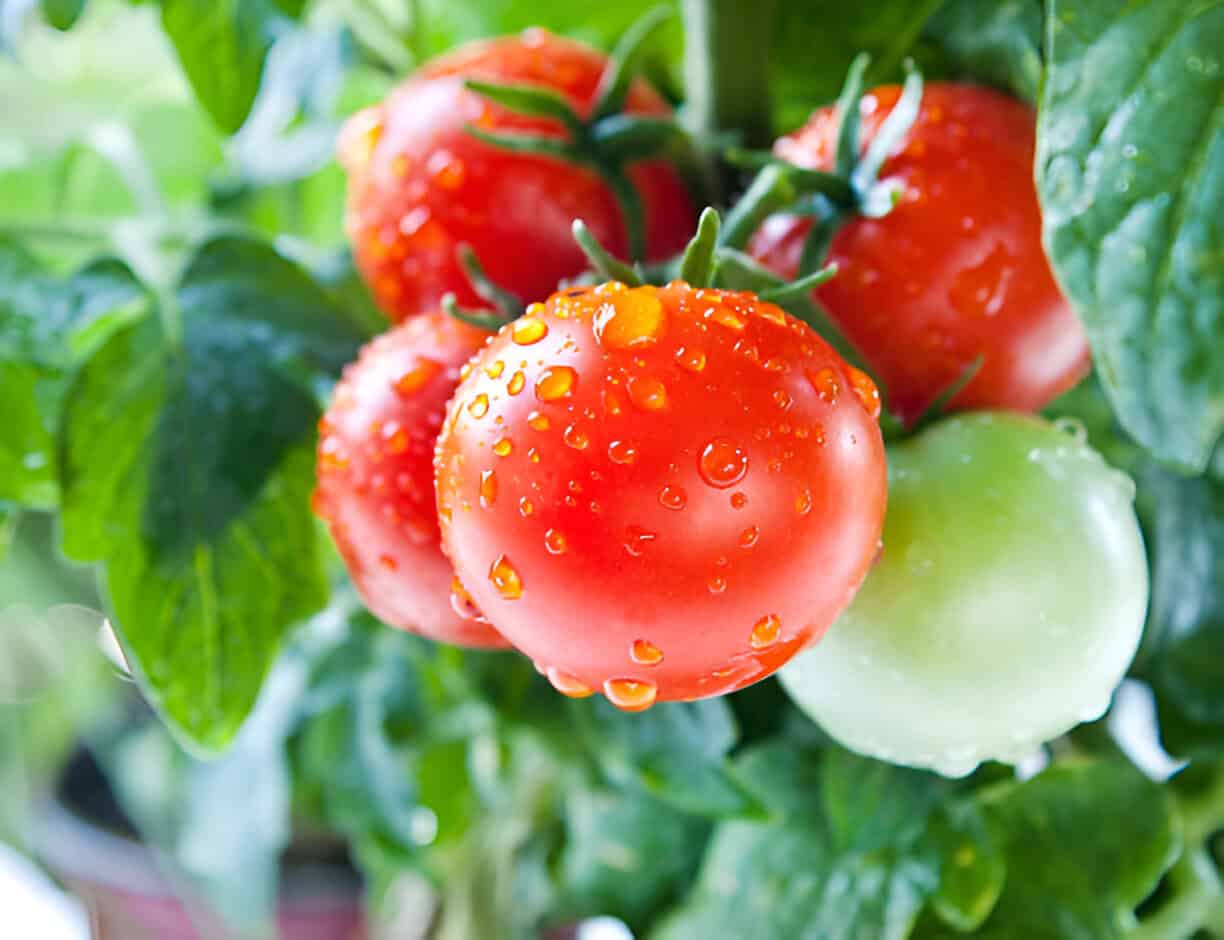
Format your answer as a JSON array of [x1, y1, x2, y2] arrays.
[[779, 412, 1148, 777], [434, 282, 887, 706], [340, 29, 696, 323], [749, 83, 1089, 425], [315, 311, 508, 648]]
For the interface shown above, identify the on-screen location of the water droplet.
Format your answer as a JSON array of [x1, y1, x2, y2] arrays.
[[427, 149, 466, 189], [378, 553, 398, 571], [674, 346, 706, 373], [548, 667, 593, 698], [519, 497, 534, 517], [808, 367, 841, 403], [773, 389, 793, 410], [795, 487, 813, 516], [563, 423, 590, 450], [395, 358, 442, 396], [738, 525, 759, 548], [1053, 416, 1088, 444], [707, 575, 727, 594], [846, 367, 881, 419], [602, 387, 626, 416], [535, 365, 577, 401], [512, 317, 548, 345], [468, 394, 490, 418], [381, 422, 409, 454], [750, 614, 781, 649], [604, 677, 657, 711], [707, 306, 745, 331], [484, 360, 505, 379], [730, 492, 747, 509], [544, 528, 568, 555], [449, 577, 485, 622], [630, 639, 663, 666], [593, 292, 663, 348], [659, 484, 687, 510], [507, 370, 526, 395], [628, 375, 668, 411], [488, 554, 522, 599], [528, 447, 542, 464], [699, 438, 748, 488], [479, 469, 497, 507], [608, 439, 638, 464], [493, 438, 513, 457], [623, 525, 657, 557], [527, 410, 550, 431]]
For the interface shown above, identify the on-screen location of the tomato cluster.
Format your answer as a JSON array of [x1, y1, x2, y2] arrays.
[[316, 30, 1147, 774]]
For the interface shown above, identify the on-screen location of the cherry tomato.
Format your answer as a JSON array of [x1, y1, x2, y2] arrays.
[[779, 412, 1148, 777], [434, 281, 887, 708], [315, 310, 507, 648], [749, 83, 1089, 425], [340, 29, 697, 323]]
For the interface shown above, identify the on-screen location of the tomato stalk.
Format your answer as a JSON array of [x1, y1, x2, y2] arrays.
[[680, 0, 777, 150]]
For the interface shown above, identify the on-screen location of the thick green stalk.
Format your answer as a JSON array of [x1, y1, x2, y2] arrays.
[[681, 0, 777, 149]]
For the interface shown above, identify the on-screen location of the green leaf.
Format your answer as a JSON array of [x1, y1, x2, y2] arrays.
[[58, 238, 363, 750], [0, 242, 147, 508], [570, 697, 758, 818], [1137, 462, 1224, 757], [914, 759, 1177, 938], [41, 0, 86, 31], [557, 786, 709, 930], [160, 0, 285, 134], [1037, 0, 1224, 471], [922, 802, 1006, 932], [922, 0, 1043, 102], [653, 744, 946, 940], [0, 506, 14, 561]]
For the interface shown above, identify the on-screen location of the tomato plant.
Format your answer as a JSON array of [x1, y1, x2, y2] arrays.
[[341, 30, 697, 322], [314, 310, 507, 648], [779, 412, 1149, 776], [1, 1, 1221, 938], [749, 82, 1090, 424], [435, 280, 886, 707]]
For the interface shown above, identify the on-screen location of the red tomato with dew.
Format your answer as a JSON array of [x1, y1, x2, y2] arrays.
[[434, 281, 887, 708], [315, 310, 507, 648], [749, 82, 1089, 425], [340, 29, 697, 323]]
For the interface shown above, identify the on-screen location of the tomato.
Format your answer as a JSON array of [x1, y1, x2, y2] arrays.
[[339, 29, 697, 323], [779, 412, 1148, 777], [314, 310, 507, 648], [434, 281, 887, 708], [749, 83, 1089, 425]]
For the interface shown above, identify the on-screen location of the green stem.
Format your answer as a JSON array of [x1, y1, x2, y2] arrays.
[[681, 0, 777, 149], [1130, 849, 1224, 940]]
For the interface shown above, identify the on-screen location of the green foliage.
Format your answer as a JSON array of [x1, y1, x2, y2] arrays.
[[1, 1, 1223, 938], [1037, 0, 1224, 472]]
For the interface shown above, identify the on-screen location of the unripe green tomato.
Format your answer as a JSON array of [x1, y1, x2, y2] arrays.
[[778, 412, 1149, 777]]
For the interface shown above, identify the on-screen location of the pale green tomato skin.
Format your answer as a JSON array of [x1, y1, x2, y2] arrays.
[[779, 412, 1149, 778]]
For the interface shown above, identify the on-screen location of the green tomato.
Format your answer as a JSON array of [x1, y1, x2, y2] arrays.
[[779, 412, 1149, 777]]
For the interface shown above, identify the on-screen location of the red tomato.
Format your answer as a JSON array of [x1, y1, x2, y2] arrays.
[[340, 29, 697, 323], [749, 83, 1089, 425], [315, 311, 507, 648], [434, 281, 887, 708]]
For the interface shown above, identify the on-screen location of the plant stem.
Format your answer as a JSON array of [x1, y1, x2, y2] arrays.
[[681, 0, 777, 150]]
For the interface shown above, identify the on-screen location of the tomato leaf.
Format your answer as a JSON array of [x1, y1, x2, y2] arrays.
[[1137, 463, 1224, 757], [1037, 0, 1224, 472], [913, 759, 1177, 938], [922, 0, 1042, 102], [570, 697, 760, 818], [0, 242, 147, 508], [160, 0, 286, 134], [652, 745, 948, 940], [57, 238, 365, 751], [40, 0, 85, 31]]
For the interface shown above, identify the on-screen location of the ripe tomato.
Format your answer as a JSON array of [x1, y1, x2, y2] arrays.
[[434, 281, 887, 708], [340, 29, 697, 323], [315, 310, 507, 648], [749, 83, 1089, 425], [779, 413, 1148, 777]]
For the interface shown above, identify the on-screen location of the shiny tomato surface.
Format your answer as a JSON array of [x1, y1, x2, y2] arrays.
[[750, 83, 1089, 424], [435, 281, 887, 708], [341, 30, 697, 322], [315, 311, 507, 647]]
